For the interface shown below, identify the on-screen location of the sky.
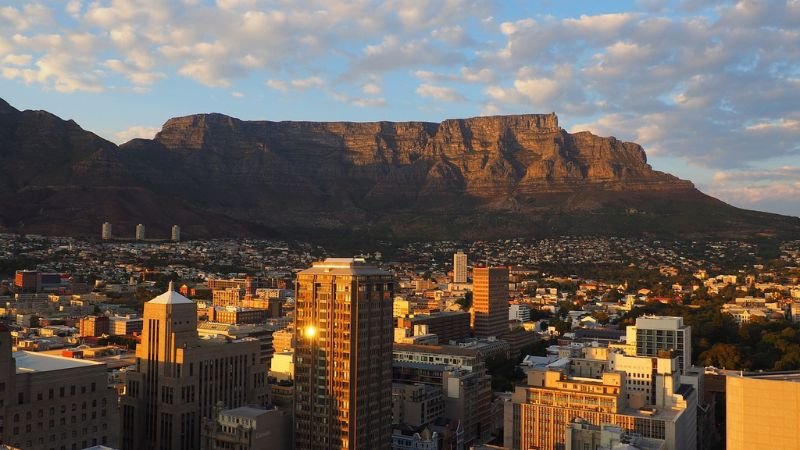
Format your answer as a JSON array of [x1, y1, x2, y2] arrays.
[[0, 0, 798, 217]]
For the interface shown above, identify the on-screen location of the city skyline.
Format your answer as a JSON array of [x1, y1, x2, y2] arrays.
[[0, 1, 798, 216]]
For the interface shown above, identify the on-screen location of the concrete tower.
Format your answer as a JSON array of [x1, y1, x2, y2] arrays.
[[102, 222, 112, 240], [135, 223, 146, 241]]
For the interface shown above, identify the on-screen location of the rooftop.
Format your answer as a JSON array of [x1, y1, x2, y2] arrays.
[[300, 258, 390, 276], [221, 406, 277, 419], [148, 281, 193, 305], [14, 351, 102, 373]]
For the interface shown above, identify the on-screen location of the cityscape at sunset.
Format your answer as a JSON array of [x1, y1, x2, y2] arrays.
[[1, 1, 799, 450]]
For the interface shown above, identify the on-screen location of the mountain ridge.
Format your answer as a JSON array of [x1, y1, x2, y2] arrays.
[[0, 97, 797, 242]]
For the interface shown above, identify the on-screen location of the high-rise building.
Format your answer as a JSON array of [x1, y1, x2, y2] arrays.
[[172, 224, 181, 242], [0, 323, 120, 449], [135, 223, 146, 240], [453, 251, 467, 284], [120, 283, 269, 449], [613, 316, 692, 374], [471, 267, 509, 338], [102, 222, 112, 240], [727, 372, 800, 449], [294, 258, 395, 450]]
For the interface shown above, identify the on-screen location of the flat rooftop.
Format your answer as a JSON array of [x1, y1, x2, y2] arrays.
[[300, 258, 390, 276], [14, 351, 102, 373], [741, 371, 800, 382], [221, 406, 277, 418]]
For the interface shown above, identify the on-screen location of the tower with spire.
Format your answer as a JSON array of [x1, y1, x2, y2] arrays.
[[120, 283, 269, 449]]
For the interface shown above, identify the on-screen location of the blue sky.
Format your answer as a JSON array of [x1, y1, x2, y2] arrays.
[[1, 0, 798, 216]]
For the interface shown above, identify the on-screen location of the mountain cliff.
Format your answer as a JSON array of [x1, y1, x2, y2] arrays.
[[1, 98, 797, 241]]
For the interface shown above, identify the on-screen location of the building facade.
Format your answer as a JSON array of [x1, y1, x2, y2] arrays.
[[101, 222, 112, 240], [453, 252, 467, 284], [119, 284, 268, 450], [135, 223, 145, 240], [294, 258, 395, 450], [0, 324, 119, 450], [471, 267, 509, 338], [727, 372, 800, 449]]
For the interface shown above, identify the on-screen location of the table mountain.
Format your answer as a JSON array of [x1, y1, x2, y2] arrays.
[[1, 97, 797, 241]]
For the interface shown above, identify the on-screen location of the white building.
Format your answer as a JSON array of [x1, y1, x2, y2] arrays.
[[135, 223, 145, 240], [101, 222, 112, 240], [508, 303, 531, 322], [623, 316, 692, 375], [171, 224, 181, 242]]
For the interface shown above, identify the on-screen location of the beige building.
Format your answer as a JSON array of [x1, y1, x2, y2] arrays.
[[0, 323, 119, 450], [727, 372, 800, 449], [201, 405, 290, 450], [504, 351, 696, 450], [392, 382, 445, 428], [120, 283, 269, 450], [393, 343, 493, 445], [453, 251, 467, 284], [471, 267, 509, 338], [294, 258, 395, 450]]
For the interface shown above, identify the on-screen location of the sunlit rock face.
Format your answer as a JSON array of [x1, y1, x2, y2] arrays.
[[1, 98, 798, 241]]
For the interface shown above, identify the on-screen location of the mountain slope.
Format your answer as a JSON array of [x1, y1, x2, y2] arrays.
[[0, 97, 797, 241]]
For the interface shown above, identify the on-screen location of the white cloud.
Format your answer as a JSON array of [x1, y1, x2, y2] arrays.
[[114, 125, 160, 144], [266, 79, 288, 92], [416, 84, 465, 102]]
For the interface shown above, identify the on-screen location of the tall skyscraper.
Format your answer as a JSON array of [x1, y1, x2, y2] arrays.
[[120, 282, 268, 449], [294, 258, 394, 450], [471, 267, 509, 338], [102, 221, 112, 240], [453, 251, 467, 283], [135, 223, 146, 240], [172, 224, 181, 242]]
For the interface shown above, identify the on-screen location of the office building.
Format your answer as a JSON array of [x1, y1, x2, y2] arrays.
[[171, 224, 181, 242], [566, 420, 664, 450], [200, 406, 290, 450], [471, 267, 509, 338], [80, 315, 110, 337], [615, 316, 692, 374], [294, 258, 394, 450], [101, 222, 112, 240], [120, 283, 268, 449], [727, 372, 800, 449], [392, 383, 445, 428], [508, 303, 531, 322], [396, 311, 471, 344], [453, 251, 467, 284], [393, 343, 493, 445], [0, 323, 119, 449], [135, 223, 145, 240], [109, 316, 143, 336], [14, 270, 64, 294], [504, 348, 697, 450]]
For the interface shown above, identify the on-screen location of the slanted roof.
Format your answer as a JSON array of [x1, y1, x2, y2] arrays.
[[14, 351, 101, 373], [148, 281, 194, 305]]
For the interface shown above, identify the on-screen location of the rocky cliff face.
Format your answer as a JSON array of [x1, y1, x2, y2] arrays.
[[0, 97, 797, 241]]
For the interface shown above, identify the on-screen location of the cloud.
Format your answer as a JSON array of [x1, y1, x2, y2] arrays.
[[266, 76, 326, 92], [416, 83, 465, 102], [114, 125, 160, 143]]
